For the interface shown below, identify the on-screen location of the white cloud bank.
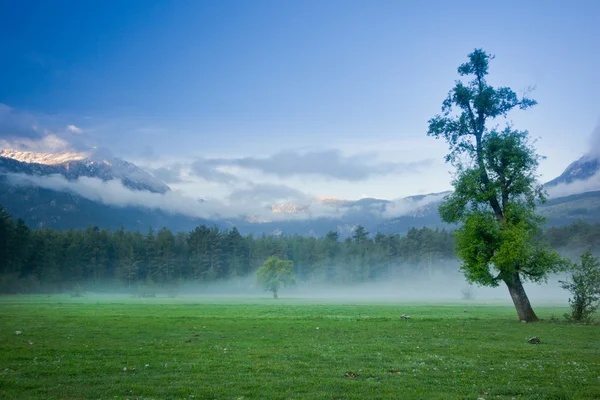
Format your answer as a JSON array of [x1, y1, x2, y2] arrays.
[[5, 172, 446, 222], [381, 192, 449, 219], [67, 124, 84, 134], [545, 170, 600, 199]]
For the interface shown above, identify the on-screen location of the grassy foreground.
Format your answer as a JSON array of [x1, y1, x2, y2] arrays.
[[0, 296, 599, 399]]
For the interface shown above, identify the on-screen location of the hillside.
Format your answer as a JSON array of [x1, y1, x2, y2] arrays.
[[0, 175, 214, 231], [538, 190, 600, 226]]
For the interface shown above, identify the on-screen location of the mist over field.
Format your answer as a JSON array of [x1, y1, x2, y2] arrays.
[[58, 260, 570, 307], [278, 275, 569, 304]]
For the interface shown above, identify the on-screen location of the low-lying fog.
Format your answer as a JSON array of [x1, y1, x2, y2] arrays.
[[190, 274, 569, 305], [72, 268, 571, 306]]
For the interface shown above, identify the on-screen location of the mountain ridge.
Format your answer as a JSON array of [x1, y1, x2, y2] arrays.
[[0, 149, 170, 194], [0, 150, 599, 236], [545, 154, 600, 187]]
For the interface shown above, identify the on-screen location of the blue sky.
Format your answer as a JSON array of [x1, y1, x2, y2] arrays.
[[1, 0, 599, 203]]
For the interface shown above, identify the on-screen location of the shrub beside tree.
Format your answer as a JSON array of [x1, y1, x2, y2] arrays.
[[560, 250, 600, 322]]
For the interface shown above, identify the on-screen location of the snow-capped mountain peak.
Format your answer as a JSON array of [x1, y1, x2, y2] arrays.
[[0, 148, 170, 194], [0, 149, 88, 165]]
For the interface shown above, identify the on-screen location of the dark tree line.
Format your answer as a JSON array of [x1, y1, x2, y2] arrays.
[[546, 221, 600, 253], [0, 204, 597, 294]]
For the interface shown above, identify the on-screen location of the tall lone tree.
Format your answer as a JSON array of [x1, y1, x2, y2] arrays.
[[428, 49, 565, 322]]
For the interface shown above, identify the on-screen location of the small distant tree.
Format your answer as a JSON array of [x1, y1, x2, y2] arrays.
[[560, 251, 600, 322], [256, 256, 295, 299]]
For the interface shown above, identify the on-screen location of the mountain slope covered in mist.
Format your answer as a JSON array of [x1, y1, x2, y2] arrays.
[[0, 149, 599, 235], [0, 174, 215, 231]]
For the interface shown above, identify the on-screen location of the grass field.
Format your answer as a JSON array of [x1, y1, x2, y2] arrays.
[[1, 295, 599, 399]]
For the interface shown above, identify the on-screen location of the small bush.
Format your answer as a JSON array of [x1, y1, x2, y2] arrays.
[[560, 250, 600, 323]]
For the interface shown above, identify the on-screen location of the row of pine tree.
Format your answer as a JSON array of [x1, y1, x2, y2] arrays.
[[0, 205, 598, 293]]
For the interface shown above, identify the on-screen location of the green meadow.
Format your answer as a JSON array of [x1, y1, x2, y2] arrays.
[[1, 296, 599, 399]]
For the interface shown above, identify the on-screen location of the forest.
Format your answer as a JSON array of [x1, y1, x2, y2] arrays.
[[0, 204, 598, 294]]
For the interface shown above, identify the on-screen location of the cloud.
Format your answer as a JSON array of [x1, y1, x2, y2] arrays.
[[587, 123, 600, 157], [6, 172, 245, 220], [67, 124, 84, 134], [4, 173, 316, 221], [380, 192, 449, 218], [228, 183, 311, 205], [545, 170, 600, 198], [151, 163, 184, 184], [199, 149, 432, 181], [191, 159, 238, 184], [5, 171, 443, 223]]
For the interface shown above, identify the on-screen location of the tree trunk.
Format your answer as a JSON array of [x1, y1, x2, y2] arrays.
[[505, 273, 539, 322], [273, 291, 278, 299]]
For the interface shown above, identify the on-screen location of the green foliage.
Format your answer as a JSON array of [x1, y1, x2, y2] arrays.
[[0, 202, 460, 292], [428, 50, 565, 320], [560, 251, 600, 322], [546, 220, 600, 253], [428, 49, 571, 321], [352, 225, 369, 243], [0, 205, 15, 274], [256, 256, 295, 298], [453, 205, 567, 288], [0, 200, 596, 295], [428, 49, 537, 164]]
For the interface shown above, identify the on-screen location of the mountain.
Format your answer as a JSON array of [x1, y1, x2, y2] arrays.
[[0, 150, 212, 231], [1, 149, 599, 236], [545, 154, 600, 186], [0, 149, 170, 193], [235, 193, 452, 237], [0, 174, 214, 231], [538, 190, 600, 226]]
